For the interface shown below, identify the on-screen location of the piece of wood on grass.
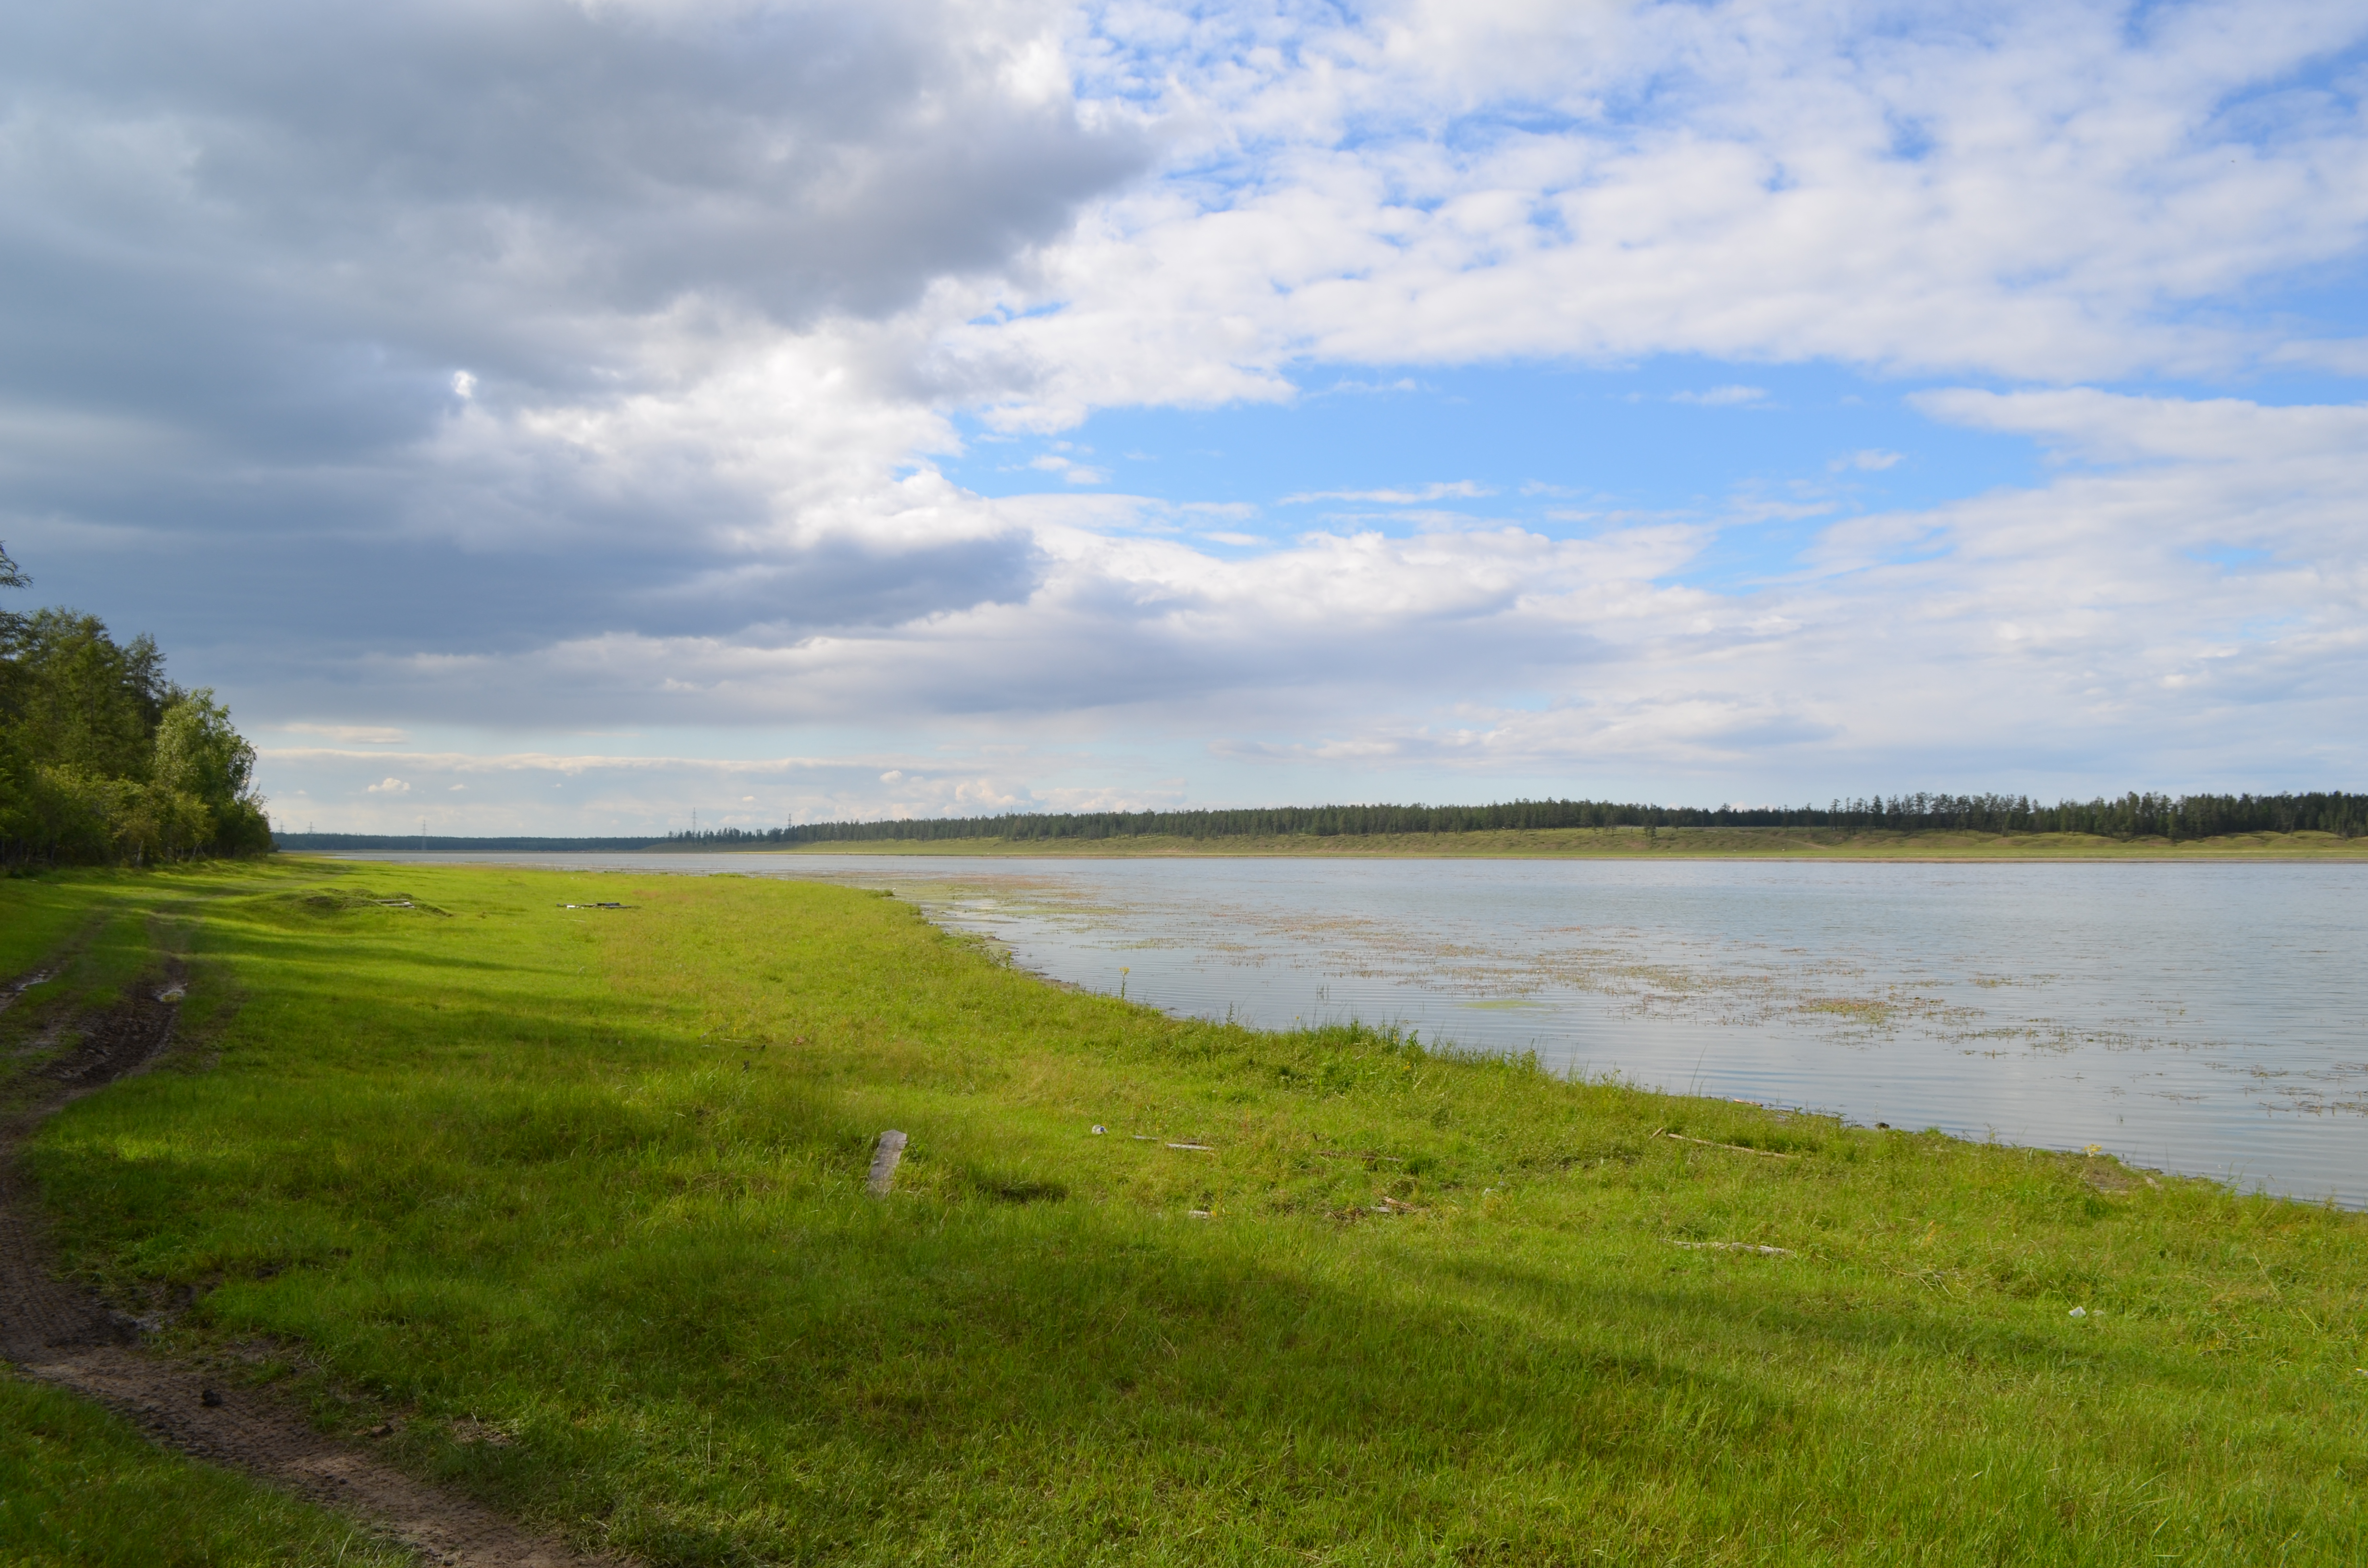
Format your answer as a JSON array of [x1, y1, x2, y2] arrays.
[[866, 1130, 909, 1196]]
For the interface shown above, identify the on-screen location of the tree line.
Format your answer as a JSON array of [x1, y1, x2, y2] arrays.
[[1, 542, 270, 866], [746, 791, 2366, 846], [285, 790, 2368, 856], [272, 833, 669, 852]]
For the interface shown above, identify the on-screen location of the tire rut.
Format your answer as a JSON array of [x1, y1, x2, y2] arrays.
[[1, 967, 617, 1568]]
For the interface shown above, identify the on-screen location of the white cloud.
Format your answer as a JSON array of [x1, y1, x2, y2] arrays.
[[949, 0, 2368, 425], [281, 723, 411, 744], [8, 1, 2368, 821], [260, 388, 2368, 806], [1280, 481, 1494, 505], [1674, 387, 1769, 408], [1911, 387, 2368, 467], [1029, 452, 1110, 483]]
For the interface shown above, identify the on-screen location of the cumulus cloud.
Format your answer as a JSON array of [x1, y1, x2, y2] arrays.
[[2, 0, 2365, 823], [952, 0, 2368, 424], [0, 0, 1138, 657], [243, 388, 2366, 757], [2, 1, 1138, 345]]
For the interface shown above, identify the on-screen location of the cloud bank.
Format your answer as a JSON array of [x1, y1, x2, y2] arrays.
[[2, 0, 2364, 828]]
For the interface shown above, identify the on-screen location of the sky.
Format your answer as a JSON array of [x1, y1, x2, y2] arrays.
[[3, 0, 2365, 834]]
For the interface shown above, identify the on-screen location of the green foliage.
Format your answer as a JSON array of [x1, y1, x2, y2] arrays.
[[151, 691, 252, 805], [0, 610, 172, 781], [0, 547, 268, 866], [13, 862, 2368, 1565], [150, 690, 273, 858]]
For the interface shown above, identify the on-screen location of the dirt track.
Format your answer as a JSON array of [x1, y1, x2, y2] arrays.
[[0, 969, 615, 1568]]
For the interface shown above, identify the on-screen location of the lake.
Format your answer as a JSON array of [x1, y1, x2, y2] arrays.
[[340, 852, 2368, 1206]]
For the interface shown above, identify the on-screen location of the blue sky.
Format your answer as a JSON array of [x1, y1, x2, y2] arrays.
[[3, 0, 2366, 833], [945, 359, 2050, 582]]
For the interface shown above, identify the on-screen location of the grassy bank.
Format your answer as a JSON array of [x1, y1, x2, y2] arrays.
[[6, 859, 2367, 1564], [758, 826, 2368, 859]]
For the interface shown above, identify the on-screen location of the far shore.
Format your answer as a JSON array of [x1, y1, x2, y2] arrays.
[[740, 825, 2368, 860]]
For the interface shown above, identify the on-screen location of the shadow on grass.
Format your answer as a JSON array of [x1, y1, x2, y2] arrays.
[[19, 866, 2363, 1565], [41, 1089, 2343, 1564]]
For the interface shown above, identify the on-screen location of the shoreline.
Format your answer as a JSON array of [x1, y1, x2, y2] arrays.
[[680, 826, 2368, 862], [9, 859, 2366, 1559]]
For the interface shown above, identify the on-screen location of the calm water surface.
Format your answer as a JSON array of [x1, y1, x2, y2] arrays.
[[344, 853, 2368, 1205]]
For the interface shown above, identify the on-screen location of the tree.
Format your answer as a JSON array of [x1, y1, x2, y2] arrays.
[[148, 690, 271, 858], [0, 544, 270, 865], [1, 609, 173, 782]]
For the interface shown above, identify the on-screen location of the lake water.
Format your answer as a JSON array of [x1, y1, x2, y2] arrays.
[[339, 852, 2368, 1206]]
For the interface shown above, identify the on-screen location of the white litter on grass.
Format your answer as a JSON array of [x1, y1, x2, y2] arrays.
[[2068, 1306, 2087, 1319], [1090, 1126, 1106, 1135], [156, 986, 187, 1003], [1188, 1210, 1211, 1220], [1673, 1241, 1792, 1256]]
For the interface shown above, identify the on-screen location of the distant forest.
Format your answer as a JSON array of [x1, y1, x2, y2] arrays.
[[277, 796, 2368, 858], [275, 834, 667, 852], [642, 791, 2365, 848], [0, 542, 271, 866]]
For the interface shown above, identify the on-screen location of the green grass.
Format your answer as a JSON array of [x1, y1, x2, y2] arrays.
[[0, 869, 145, 978], [755, 826, 2368, 859], [7, 859, 2368, 1565], [0, 1378, 409, 1568]]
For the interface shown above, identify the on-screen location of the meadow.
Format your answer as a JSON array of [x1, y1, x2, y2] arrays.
[[3, 857, 2364, 1565]]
